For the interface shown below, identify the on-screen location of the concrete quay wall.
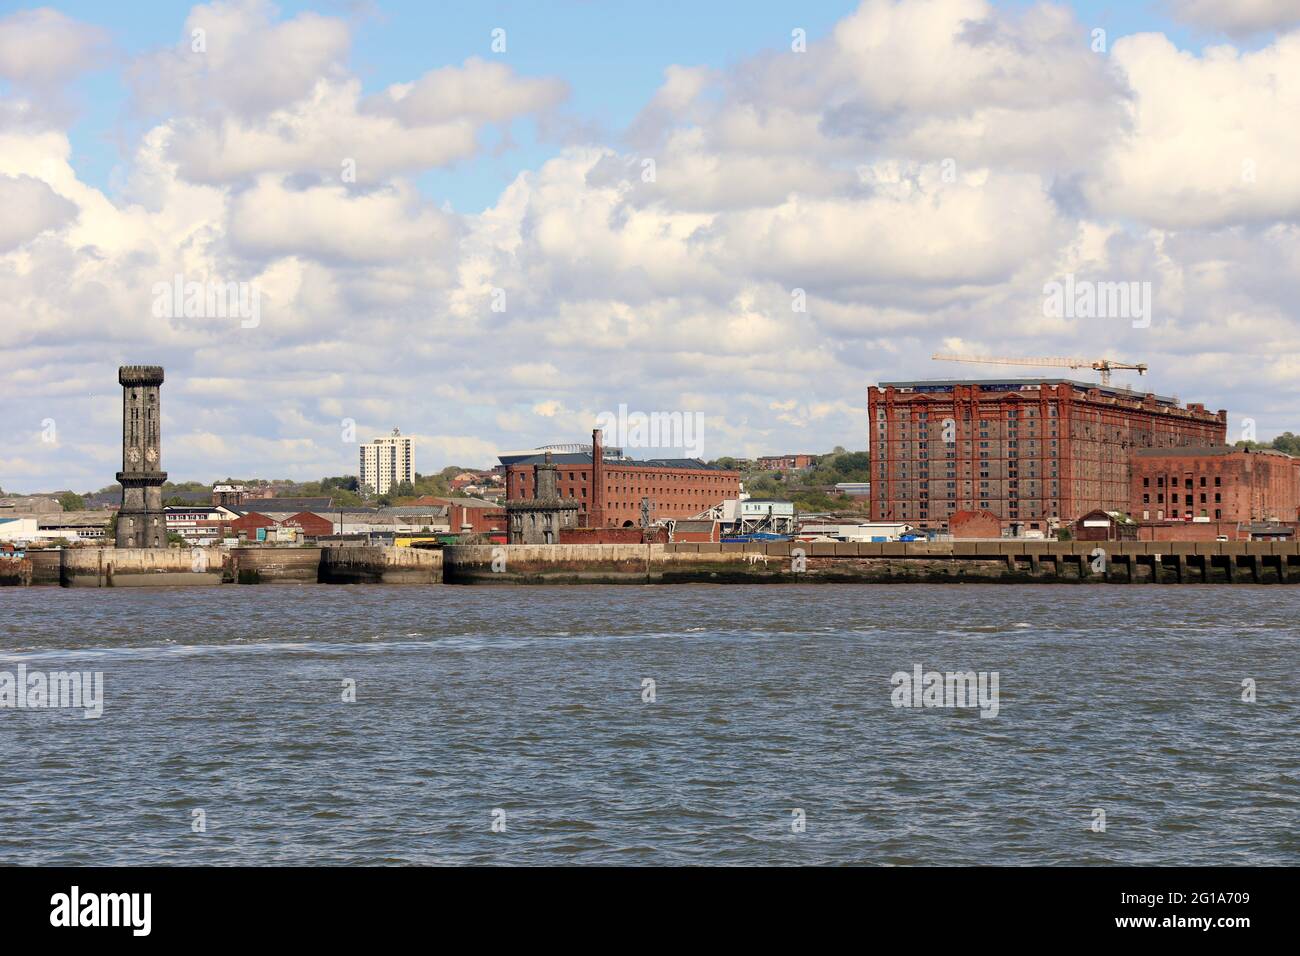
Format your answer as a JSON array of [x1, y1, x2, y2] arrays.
[[60, 547, 225, 587], [228, 547, 322, 585], [443, 543, 658, 584], [320, 546, 442, 584], [11, 540, 1300, 587], [444, 540, 1300, 584], [27, 549, 62, 585]]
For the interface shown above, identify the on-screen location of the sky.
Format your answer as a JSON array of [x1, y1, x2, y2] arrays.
[[3, 0, 1300, 493]]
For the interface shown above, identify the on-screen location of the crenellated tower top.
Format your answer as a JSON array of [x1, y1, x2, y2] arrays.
[[118, 365, 165, 387]]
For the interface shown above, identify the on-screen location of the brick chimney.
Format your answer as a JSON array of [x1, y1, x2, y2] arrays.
[[590, 427, 605, 528]]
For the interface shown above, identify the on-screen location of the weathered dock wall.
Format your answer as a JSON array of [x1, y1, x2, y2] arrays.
[[5, 550, 70, 586], [444, 544, 659, 584], [10, 540, 1300, 588], [28, 550, 62, 586], [319, 546, 442, 584], [228, 547, 322, 585], [0, 558, 33, 586], [444, 540, 1300, 584], [60, 547, 224, 587]]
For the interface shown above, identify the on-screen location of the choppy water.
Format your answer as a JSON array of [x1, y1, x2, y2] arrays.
[[2, 584, 1297, 865]]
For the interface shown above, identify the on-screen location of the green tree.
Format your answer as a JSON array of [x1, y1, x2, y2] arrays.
[[58, 492, 86, 511], [1272, 432, 1300, 455], [329, 488, 365, 507]]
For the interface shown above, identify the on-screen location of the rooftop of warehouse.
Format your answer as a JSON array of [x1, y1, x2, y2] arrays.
[[506, 453, 734, 471], [876, 378, 1185, 406]]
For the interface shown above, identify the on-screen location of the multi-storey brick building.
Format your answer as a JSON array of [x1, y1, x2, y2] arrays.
[[503, 431, 741, 528], [868, 379, 1226, 533], [757, 454, 817, 472], [1131, 446, 1300, 523]]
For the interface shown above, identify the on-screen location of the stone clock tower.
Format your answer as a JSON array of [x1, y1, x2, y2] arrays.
[[116, 365, 167, 548]]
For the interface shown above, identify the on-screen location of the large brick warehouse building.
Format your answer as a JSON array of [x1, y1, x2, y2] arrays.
[[868, 379, 1227, 532], [503, 432, 741, 528]]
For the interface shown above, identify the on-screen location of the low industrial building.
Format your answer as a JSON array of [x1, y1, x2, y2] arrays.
[[948, 509, 1003, 539], [0, 517, 38, 541], [1131, 445, 1300, 523], [0, 512, 113, 543], [421, 498, 503, 535], [1074, 509, 1138, 542], [669, 519, 721, 543]]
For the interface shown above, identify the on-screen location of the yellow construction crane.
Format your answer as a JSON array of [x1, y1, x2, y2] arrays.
[[930, 353, 1148, 387]]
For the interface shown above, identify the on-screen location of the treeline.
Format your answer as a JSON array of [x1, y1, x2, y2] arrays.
[[709, 448, 872, 513], [67, 466, 488, 509], [1235, 432, 1300, 456]]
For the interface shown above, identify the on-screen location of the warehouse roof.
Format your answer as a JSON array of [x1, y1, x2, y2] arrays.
[[506, 453, 733, 471], [250, 496, 336, 511], [1133, 445, 1293, 459], [878, 378, 1183, 406]]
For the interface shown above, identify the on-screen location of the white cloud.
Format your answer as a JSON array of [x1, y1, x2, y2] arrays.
[[1086, 32, 1300, 228], [129, 0, 350, 119], [0, 174, 77, 250], [227, 176, 458, 264], [162, 84, 479, 185], [369, 57, 567, 125], [0, 8, 110, 87]]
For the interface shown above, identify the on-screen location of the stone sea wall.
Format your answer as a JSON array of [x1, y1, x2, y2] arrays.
[[60, 547, 224, 587], [444, 540, 1300, 585], [13, 539, 1300, 588], [319, 546, 442, 584]]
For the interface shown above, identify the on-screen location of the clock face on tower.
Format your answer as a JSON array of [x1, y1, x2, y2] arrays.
[[127, 447, 140, 464], [145, 447, 158, 465]]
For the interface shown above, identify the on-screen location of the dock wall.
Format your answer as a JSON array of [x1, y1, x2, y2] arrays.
[[319, 546, 442, 584], [228, 547, 322, 585], [444, 544, 659, 584], [444, 540, 1300, 585], [60, 547, 224, 587], [11, 540, 1300, 587]]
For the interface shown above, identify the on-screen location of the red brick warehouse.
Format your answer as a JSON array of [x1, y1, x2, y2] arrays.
[[868, 379, 1227, 533], [503, 431, 741, 528], [1131, 446, 1300, 523]]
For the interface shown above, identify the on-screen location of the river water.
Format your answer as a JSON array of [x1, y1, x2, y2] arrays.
[[2, 584, 1296, 865]]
